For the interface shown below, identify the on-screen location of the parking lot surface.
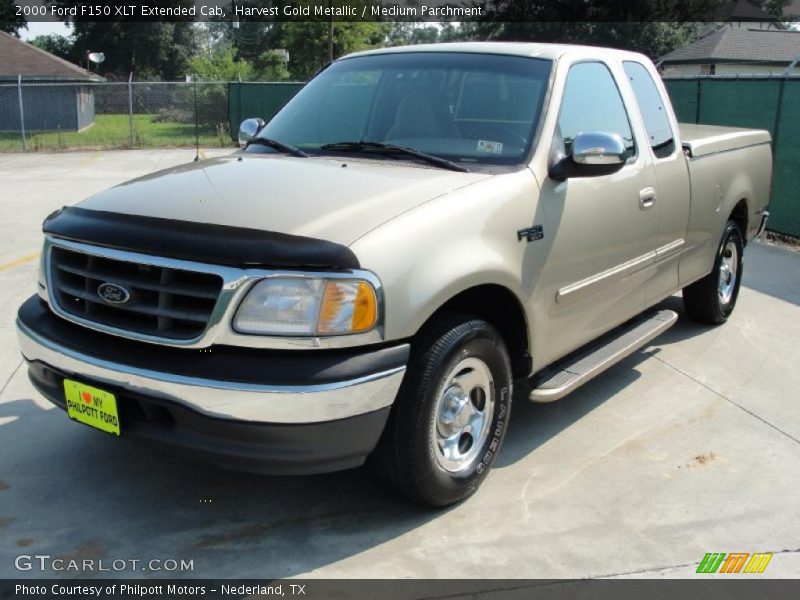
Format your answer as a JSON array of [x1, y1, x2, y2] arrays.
[[1, 150, 799, 579]]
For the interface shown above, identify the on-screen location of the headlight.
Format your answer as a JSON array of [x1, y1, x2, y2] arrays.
[[233, 277, 378, 336]]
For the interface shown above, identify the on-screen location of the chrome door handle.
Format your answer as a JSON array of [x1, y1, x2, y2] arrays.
[[639, 187, 657, 209]]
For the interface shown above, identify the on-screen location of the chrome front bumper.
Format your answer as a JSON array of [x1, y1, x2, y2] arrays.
[[17, 316, 407, 425]]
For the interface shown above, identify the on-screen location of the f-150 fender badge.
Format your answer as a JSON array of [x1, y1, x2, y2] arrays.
[[518, 225, 544, 242]]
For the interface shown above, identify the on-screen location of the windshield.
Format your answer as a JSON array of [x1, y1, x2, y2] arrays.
[[251, 52, 553, 166]]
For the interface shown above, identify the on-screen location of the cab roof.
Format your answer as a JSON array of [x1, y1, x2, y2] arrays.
[[343, 41, 649, 63]]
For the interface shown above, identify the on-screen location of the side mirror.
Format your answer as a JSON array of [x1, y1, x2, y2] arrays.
[[238, 118, 266, 148], [549, 131, 627, 181]]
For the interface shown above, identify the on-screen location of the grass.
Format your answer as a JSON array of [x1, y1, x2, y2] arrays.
[[0, 114, 236, 152]]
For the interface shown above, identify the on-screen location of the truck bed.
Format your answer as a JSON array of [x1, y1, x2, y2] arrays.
[[678, 121, 772, 287], [679, 123, 771, 158]]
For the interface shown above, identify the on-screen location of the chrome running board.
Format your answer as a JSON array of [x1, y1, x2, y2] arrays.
[[529, 310, 678, 403]]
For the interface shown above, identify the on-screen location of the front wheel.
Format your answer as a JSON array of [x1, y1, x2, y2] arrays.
[[683, 219, 744, 324], [369, 315, 513, 507]]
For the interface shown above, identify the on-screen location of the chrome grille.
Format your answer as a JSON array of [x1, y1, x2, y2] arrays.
[[50, 246, 223, 340]]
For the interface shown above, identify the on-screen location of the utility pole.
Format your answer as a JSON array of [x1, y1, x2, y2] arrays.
[[127, 71, 134, 148], [193, 75, 200, 162], [17, 75, 26, 151]]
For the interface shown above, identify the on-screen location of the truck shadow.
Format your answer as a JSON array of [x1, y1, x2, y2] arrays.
[[498, 293, 721, 468], [498, 353, 647, 468], [0, 297, 729, 579], [0, 394, 441, 579], [499, 241, 799, 471]]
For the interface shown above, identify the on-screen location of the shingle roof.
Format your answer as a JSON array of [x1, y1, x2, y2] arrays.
[[0, 31, 101, 81], [660, 27, 800, 65]]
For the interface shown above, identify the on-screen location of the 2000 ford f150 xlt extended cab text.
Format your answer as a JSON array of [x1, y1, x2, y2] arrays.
[[17, 43, 772, 506]]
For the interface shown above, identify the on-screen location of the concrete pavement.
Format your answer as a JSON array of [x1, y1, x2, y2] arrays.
[[0, 150, 798, 579]]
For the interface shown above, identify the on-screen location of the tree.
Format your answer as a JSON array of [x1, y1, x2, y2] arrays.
[[475, 1, 796, 58], [188, 43, 253, 81], [480, 0, 731, 23], [1, 0, 26, 36], [48, 1, 197, 78], [387, 23, 442, 46], [440, 22, 481, 42], [753, 0, 793, 17], [262, 21, 390, 80], [475, 1, 737, 58], [252, 50, 291, 81], [206, 1, 391, 79], [187, 39, 291, 82], [385, 22, 481, 46], [64, 21, 197, 79], [201, 1, 391, 79], [479, 21, 699, 59], [29, 34, 81, 64]]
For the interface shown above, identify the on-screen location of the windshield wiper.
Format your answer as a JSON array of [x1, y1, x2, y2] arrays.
[[246, 137, 308, 158], [320, 141, 469, 173]]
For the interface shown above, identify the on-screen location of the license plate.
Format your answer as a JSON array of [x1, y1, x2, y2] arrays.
[[63, 379, 121, 436]]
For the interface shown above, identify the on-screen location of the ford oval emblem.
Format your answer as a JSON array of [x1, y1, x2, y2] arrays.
[[97, 282, 131, 305]]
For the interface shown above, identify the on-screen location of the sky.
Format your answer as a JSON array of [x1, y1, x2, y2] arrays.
[[20, 21, 72, 41]]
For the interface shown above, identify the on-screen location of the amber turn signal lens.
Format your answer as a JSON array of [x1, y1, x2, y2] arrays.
[[317, 280, 378, 335]]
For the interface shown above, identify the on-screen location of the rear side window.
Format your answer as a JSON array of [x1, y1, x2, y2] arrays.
[[623, 61, 676, 159], [557, 62, 635, 157]]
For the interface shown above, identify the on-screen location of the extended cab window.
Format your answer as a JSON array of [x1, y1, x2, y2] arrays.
[[253, 52, 552, 166], [557, 62, 635, 158], [623, 61, 676, 159]]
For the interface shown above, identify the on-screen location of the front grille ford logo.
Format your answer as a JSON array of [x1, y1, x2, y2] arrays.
[[97, 282, 131, 305]]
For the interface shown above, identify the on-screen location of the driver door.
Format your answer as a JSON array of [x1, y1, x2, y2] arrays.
[[536, 60, 659, 364]]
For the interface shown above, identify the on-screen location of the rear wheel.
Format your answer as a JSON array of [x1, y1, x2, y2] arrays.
[[369, 315, 513, 507], [683, 220, 744, 324]]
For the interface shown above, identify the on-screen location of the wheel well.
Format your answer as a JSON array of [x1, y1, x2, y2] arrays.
[[415, 285, 531, 378], [731, 199, 748, 242]]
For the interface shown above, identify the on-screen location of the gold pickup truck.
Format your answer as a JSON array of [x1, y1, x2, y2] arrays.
[[17, 43, 772, 506]]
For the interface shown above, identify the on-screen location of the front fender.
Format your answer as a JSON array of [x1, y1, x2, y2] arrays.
[[350, 170, 541, 348]]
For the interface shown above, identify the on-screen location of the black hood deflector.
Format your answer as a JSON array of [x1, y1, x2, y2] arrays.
[[43, 207, 360, 270]]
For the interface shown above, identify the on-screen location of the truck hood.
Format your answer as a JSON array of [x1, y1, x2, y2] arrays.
[[77, 154, 489, 246]]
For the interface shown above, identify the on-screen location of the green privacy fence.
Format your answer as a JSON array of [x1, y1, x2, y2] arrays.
[[663, 76, 800, 238], [228, 82, 305, 141]]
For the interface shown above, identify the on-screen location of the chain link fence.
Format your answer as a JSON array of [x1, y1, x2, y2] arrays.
[[0, 80, 303, 153], [0, 80, 226, 151], [664, 75, 800, 238]]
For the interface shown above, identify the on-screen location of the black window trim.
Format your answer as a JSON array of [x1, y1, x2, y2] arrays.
[[622, 59, 680, 162], [554, 58, 641, 167]]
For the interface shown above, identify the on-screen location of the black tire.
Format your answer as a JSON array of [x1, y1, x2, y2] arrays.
[[369, 314, 513, 507], [683, 220, 744, 324]]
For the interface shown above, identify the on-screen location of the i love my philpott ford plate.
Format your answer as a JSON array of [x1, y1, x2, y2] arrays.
[[63, 379, 121, 435]]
